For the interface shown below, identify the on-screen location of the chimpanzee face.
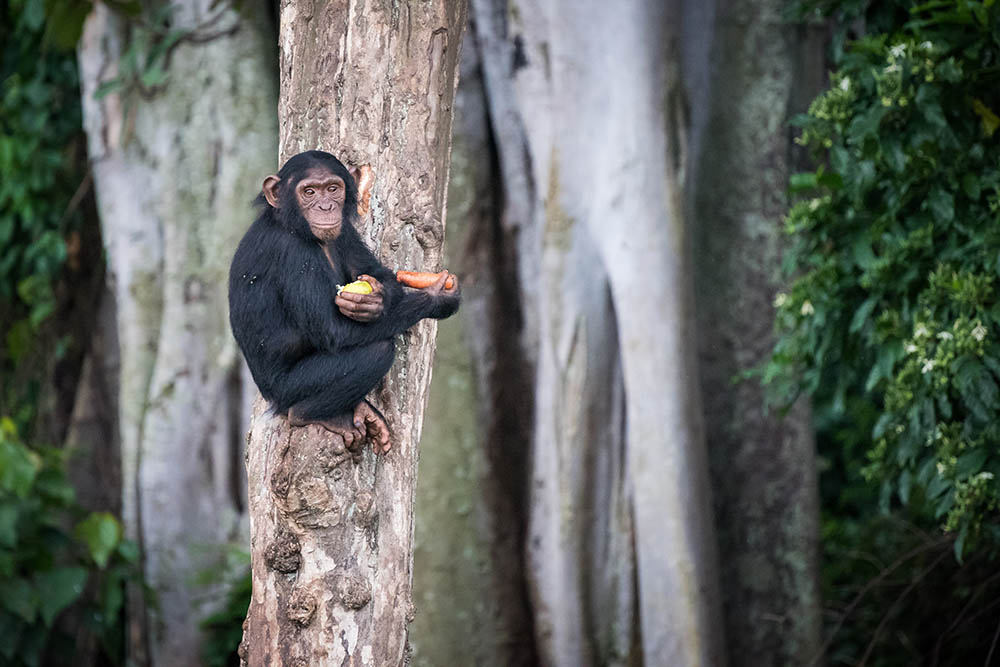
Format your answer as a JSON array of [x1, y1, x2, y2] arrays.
[[295, 168, 347, 240]]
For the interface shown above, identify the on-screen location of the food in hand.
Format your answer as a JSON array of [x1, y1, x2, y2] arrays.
[[396, 270, 455, 290], [338, 280, 373, 295]]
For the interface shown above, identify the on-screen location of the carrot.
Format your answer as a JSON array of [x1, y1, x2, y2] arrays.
[[396, 270, 455, 290]]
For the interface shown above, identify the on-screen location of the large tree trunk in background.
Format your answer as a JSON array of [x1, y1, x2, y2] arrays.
[[473, 0, 723, 663], [411, 32, 538, 666], [239, 1, 466, 664], [77, 2, 278, 664], [688, 0, 825, 664]]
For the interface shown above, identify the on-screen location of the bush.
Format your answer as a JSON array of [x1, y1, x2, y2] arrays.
[[770, 0, 1000, 556], [0, 418, 139, 666]]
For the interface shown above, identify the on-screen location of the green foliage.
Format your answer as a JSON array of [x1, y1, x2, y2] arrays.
[[0, 417, 140, 666], [199, 555, 251, 667], [94, 3, 191, 102], [769, 1, 1000, 555], [0, 0, 87, 424]]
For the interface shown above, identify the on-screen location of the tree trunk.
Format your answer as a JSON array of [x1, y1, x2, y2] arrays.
[[688, 2, 825, 664], [240, 2, 467, 665], [472, 0, 724, 663], [77, 3, 278, 664], [411, 31, 538, 666]]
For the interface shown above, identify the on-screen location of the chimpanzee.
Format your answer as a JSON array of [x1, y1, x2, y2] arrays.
[[228, 150, 460, 453]]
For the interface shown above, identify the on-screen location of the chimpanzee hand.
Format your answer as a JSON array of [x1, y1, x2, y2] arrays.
[[336, 274, 385, 322], [422, 271, 461, 319]]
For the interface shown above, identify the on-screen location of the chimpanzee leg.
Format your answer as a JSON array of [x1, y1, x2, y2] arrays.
[[280, 339, 395, 421]]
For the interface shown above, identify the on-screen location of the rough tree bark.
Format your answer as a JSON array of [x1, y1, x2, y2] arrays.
[[239, 2, 467, 665], [472, 0, 724, 664], [688, 1, 825, 664], [77, 2, 277, 664]]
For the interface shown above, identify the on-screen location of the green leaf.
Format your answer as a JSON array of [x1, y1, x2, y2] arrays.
[[22, 0, 45, 30], [850, 297, 878, 332], [0, 577, 37, 622], [5, 319, 34, 365], [955, 524, 969, 563], [0, 505, 17, 548], [101, 572, 124, 623], [927, 471, 950, 500], [928, 188, 955, 223], [962, 173, 981, 200], [956, 449, 989, 478], [0, 440, 39, 497], [922, 101, 948, 129], [75, 512, 122, 568], [93, 79, 124, 100], [851, 238, 878, 271], [882, 139, 907, 173], [789, 172, 818, 191], [34, 566, 87, 627], [972, 98, 999, 136], [117, 539, 140, 563], [899, 468, 913, 504], [139, 65, 168, 89]]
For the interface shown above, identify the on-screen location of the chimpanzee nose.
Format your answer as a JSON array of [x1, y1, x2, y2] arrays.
[[318, 202, 332, 211]]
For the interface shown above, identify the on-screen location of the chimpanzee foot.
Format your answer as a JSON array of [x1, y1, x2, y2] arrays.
[[287, 408, 367, 451], [353, 400, 391, 454]]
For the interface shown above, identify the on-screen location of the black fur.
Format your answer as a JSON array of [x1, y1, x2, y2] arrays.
[[228, 150, 459, 421]]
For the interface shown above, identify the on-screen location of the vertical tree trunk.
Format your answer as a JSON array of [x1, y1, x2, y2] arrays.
[[472, 0, 724, 663], [689, 1, 825, 664], [411, 29, 539, 666], [240, 2, 466, 665], [77, 3, 278, 664]]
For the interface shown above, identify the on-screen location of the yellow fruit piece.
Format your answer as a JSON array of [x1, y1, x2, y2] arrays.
[[339, 280, 373, 295]]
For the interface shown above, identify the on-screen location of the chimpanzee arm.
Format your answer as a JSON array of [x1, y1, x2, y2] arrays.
[[278, 262, 455, 351], [337, 230, 403, 310]]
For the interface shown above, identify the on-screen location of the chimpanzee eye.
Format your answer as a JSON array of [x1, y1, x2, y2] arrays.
[[328, 185, 338, 192], [304, 188, 315, 196]]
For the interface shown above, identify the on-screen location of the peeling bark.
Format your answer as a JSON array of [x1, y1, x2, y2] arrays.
[[241, 2, 467, 665], [77, 2, 278, 663]]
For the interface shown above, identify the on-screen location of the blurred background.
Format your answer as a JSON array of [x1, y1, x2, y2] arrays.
[[2, 0, 999, 665]]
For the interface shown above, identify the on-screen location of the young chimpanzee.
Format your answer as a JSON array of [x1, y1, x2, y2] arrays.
[[228, 150, 460, 453]]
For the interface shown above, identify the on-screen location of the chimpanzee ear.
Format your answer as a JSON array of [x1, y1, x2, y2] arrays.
[[262, 175, 282, 208], [350, 164, 375, 218]]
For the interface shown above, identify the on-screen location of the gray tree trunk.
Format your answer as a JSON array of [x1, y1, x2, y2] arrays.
[[239, 2, 467, 665], [472, 0, 724, 664], [76, 2, 278, 664], [688, 2, 825, 665], [411, 32, 538, 666]]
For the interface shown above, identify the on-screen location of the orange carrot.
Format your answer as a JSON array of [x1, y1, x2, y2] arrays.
[[396, 270, 455, 290]]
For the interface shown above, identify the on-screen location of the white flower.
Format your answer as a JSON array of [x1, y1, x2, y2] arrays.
[[890, 43, 907, 59], [905, 343, 918, 354], [937, 331, 954, 340], [972, 323, 987, 342], [979, 471, 995, 481], [800, 301, 815, 316], [773, 293, 788, 308], [920, 41, 933, 51], [839, 77, 851, 91], [937, 462, 946, 475], [915, 324, 930, 339], [921, 358, 936, 374]]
